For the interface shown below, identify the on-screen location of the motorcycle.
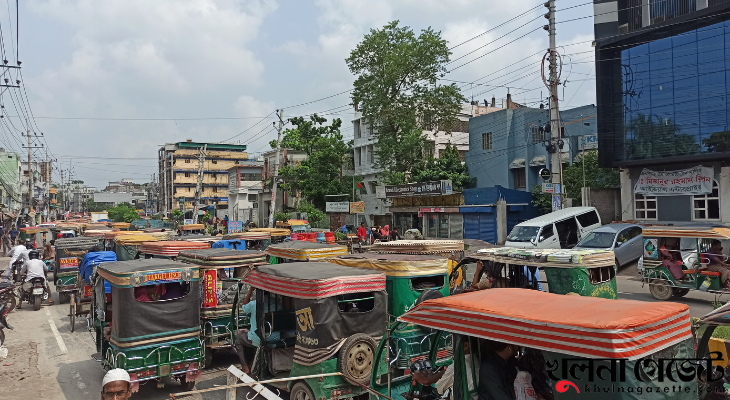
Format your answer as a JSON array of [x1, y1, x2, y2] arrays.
[[18, 277, 46, 311], [0, 281, 17, 313], [0, 304, 11, 346]]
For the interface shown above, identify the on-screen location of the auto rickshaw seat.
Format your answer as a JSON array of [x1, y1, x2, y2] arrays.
[[701, 271, 721, 277]]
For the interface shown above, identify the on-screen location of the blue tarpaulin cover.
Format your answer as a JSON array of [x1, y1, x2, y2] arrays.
[[212, 240, 246, 250], [80, 251, 117, 283]]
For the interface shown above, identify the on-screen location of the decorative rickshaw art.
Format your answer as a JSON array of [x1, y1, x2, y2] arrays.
[[373, 288, 697, 400], [54, 237, 102, 304], [243, 262, 388, 400], [176, 248, 268, 368], [641, 226, 730, 300], [91, 259, 204, 392], [264, 240, 348, 263]]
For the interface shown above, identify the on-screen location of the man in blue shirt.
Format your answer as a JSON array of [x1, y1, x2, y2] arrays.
[[234, 287, 260, 374]]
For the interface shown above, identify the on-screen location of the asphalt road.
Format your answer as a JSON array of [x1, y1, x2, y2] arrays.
[[0, 258, 719, 400]]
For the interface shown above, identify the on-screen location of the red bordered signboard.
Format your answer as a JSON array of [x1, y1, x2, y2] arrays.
[[59, 257, 79, 270]]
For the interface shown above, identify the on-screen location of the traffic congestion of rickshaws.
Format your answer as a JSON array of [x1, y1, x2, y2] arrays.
[[7, 209, 730, 400]]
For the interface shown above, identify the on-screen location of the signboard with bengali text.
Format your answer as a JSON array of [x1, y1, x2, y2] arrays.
[[634, 166, 713, 196], [59, 257, 79, 270], [326, 202, 350, 213], [228, 221, 243, 233], [349, 202, 365, 214]]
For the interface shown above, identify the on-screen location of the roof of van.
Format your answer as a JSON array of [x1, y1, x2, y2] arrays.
[[514, 207, 597, 226]]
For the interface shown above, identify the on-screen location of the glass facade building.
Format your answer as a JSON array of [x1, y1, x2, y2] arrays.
[[620, 20, 730, 163]]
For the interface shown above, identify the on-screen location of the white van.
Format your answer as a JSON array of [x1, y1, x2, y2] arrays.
[[505, 207, 602, 249]]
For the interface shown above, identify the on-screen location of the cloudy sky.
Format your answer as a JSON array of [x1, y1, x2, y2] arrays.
[[3, 0, 596, 188]]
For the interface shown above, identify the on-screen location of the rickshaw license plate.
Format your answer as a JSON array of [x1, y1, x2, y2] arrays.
[[80, 304, 90, 312], [331, 388, 352, 398], [32, 288, 43, 295]]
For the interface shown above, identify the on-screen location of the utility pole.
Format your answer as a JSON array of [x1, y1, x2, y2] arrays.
[[268, 109, 284, 228], [545, 0, 564, 210], [193, 144, 207, 223], [22, 131, 44, 226]]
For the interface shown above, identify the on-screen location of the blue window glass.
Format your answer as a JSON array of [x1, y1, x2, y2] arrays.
[[621, 20, 730, 161]]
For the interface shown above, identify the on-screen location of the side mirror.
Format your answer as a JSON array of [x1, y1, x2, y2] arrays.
[[616, 241, 623, 248], [538, 236, 545, 242]]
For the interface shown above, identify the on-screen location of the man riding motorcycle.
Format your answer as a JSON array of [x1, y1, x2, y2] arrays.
[[20, 250, 52, 306], [4, 241, 28, 281]]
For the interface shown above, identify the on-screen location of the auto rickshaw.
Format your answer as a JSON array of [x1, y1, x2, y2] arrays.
[[114, 234, 159, 261], [179, 224, 205, 236], [275, 219, 310, 234], [54, 237, 101, 303], [243, 263, 387, 399], [19, 227, 51, 249], [329, 253, 450, 317], [139, 240, 210, 260], [248, 228, 290, 244], [177, 248, 267, 368], [222, 231, 272, 250], [91, 258, 203, 391], [265, 240, 348, 263], [641, 226, 730, 300], [111, 222, 131, 231], [370, 288, 697, 400], [70, 251, 117, 332], [460, 247, 618, 299]]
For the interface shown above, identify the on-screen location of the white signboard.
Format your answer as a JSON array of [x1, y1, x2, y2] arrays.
[[579, 134, 598, 150], [542, 183, 560, 194], [183, 219, 194, 225], [634, 166, 713, 196], [325, 201, 350, 213]]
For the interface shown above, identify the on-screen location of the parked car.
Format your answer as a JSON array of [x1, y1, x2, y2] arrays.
[[505, 207, 602, 249], [573, 223, 643, 267]]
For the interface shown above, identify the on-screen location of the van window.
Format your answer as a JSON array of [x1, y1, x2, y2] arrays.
[[576, 210, 600, 228], [628, 227, 642, 239], [507, 226, 540, 242], [539, 225, 554, 242], [555, 218, 579, 248]]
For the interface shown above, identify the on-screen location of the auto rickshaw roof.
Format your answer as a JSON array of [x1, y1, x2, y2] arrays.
[[181, 224, 205, 230], [370, 239, 464, 254], [54, 237, 100, 249], [177, 249, 267, 268], [245, 262, 386, 299], [140, 240, 210, 256], [248, 228, 290, 237], [329, 253, 449, 277], [471, 247, 615, 268], [222, 231, 271, 240], [642, 226, 730, 239], [114, 234, 159, 245], [399, 288, 691, 360], [20, 227, 50, 233], [265, 240, 348, 260], [98, 258, 199, 288]]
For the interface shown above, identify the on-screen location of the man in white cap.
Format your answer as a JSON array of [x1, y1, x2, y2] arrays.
[[101, 368, 132, 399]]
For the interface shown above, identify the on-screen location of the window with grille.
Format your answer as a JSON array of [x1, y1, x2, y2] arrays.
[[635, 193, 657, 220], [693, 180, 720, 220], [513, 169, 526, 189], [531, 126, 546, 144], [185, 159, 191, 163], [184, 172, 191, 178], [482, 132, 492, 150]]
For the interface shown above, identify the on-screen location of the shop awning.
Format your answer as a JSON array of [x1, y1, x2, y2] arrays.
[[529, 156, 546, 167], [508, 158, 525, 169]]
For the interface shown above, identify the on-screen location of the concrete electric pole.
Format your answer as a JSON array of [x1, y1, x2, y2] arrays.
[[193, 144, 207, 223], [268, 109, 284, 228], [22, 131, 44, 226], [545, 0, 564, 211]]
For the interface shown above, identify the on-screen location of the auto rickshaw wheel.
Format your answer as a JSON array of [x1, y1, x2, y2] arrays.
[[338, 333, 376, 384], [672, 288, 690, 297], [70, 295, 76, 332], [179, 375, 195, 391], [649, 279, 673, 301], [290, 382, 315, 400], [0, 329, 4, 346], [58, 292, 68, 304]]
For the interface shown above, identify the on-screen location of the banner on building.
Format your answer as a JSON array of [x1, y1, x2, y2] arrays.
[[349, 202, 365, 214], [228, 221, 243, 233], [326, 201, 349, 213], [634, 166, 713, 196]]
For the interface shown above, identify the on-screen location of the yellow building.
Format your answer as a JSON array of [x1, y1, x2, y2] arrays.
[[158, 140, 249, 214]]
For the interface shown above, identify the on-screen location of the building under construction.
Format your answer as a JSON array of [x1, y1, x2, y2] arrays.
[[158, 140, 249, 216]]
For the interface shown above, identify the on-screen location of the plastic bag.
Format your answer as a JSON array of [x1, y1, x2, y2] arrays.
[[514, 371, 538, 400]]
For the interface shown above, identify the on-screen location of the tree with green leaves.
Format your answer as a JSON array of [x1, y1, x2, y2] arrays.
[[627, 114, 699, 159], [346, 21, 466, 183], [85, 199, 108, 212], [269, 114, 354, 210], [411, 143, 474, 191], [702, 130, 730, 153], [107, 203, 140, 223]]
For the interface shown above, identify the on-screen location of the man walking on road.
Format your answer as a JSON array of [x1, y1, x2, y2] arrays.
[[1, 232, 10, 254], [9, 227, 18, 245]]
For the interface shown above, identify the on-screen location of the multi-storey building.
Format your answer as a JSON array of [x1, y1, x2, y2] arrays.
[[0, 149, 21, 214], [594, 0, 730, 223], [158, 140, 249, 216], [227, 162, 264, 225]]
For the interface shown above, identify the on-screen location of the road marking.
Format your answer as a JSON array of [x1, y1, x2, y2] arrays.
[[48, 318, 68, 354]]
